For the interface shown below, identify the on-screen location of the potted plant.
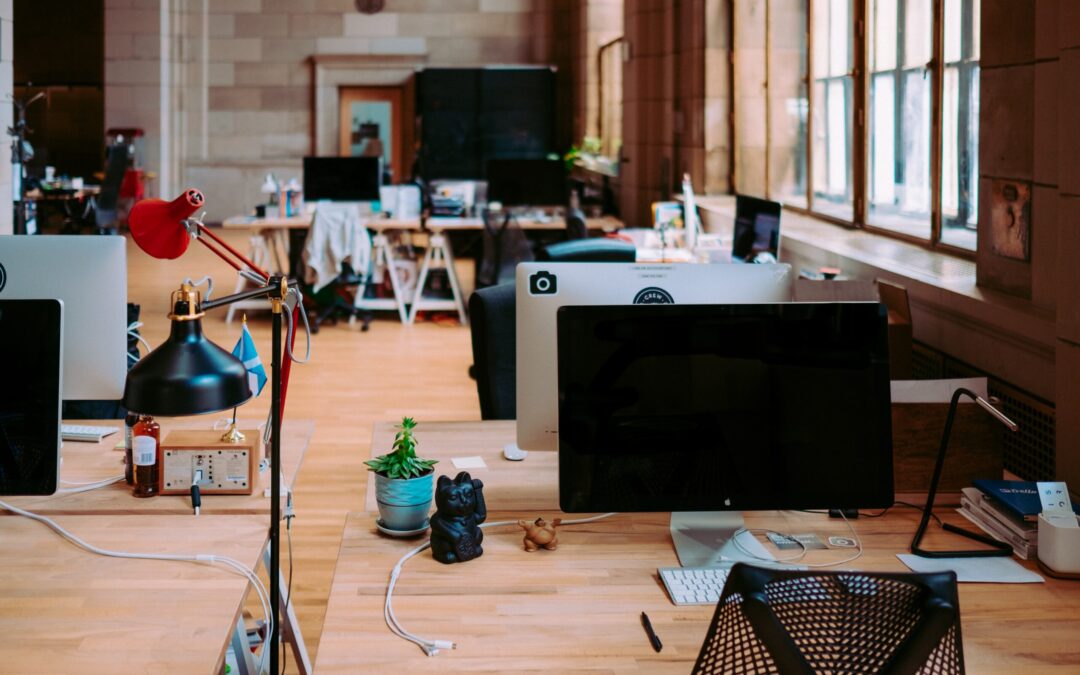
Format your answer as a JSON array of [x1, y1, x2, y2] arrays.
[[365, 417, 438, 533]]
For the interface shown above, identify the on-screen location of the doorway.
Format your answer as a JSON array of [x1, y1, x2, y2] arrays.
[[338, 85, 414, 184]]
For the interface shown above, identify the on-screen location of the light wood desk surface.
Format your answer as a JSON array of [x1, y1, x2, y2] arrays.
[[331, 420, 1080, 672], [222, 214, 420, 231], [366, 420, 555, 512], [0, 513, 268, 674], [222, 213, 624, 234], [424, 214, 623, 233], [4, 418, 313, 516]]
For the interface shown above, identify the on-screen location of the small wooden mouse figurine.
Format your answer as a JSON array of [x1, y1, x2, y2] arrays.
[[429, 472, 487, 564], [518, 516, 562, 552]]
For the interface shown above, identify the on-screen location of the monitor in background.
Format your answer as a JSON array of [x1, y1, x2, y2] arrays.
[[557, 302, 893, 565], [303, 156, 382, 202], [0, 299, 63, 495], [732, 194, 782, 262], [514, 262, 794, 458], [0, 236, 127, 400], [487, 158, 566, 208]]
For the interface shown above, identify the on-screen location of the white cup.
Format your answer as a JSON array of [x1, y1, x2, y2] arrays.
[[44, 166, 55, 182]]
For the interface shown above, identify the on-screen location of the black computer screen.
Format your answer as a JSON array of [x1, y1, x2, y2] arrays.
[[0, 299, 62, 496], [303, 156, 381, 202], [486, 158, 566, 207], [733, 195, 782, 262], [557, 303, 893, 513]]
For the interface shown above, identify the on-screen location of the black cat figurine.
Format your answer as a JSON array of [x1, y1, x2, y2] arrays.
[[429, 472, 487, 564]]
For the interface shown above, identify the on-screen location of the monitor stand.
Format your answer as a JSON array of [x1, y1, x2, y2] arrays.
[[502, 443, 528, 461], [670, 512, 775, 567]]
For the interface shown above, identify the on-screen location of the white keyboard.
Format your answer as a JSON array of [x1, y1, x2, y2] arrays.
[[61, 424, 120, 442], [659, 566, 732, 606]]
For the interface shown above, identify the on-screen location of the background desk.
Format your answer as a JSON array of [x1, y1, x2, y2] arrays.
[[337, 420, 1080, 672]]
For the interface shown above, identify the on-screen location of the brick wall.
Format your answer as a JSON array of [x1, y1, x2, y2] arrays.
[[105, 0, 563, 220]]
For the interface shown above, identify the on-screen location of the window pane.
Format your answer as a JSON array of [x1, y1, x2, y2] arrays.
[[940, 0, 978, 250], [904, 0, 932, 68], [768, 0, 808, 206], [871, 0, 897, 71], [811, 0, 853, 220], [870, 74, 896, 206]]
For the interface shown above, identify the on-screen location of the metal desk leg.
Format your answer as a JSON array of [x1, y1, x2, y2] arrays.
[[263, 547, 312, 675], [229, 614, 258, 675]]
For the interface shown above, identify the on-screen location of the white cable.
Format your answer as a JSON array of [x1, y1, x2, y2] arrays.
[[283, 287, 311, 364], [127, 320, 152, 361], [731, 510, 864, 569], [0, 499, 273, 670], [184, 275, 215, 301], [384, 512, 617, 656], [58, 476, 125, 493]]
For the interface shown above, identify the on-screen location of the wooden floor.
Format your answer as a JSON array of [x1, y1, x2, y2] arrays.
[[124, 231, 480, 671]]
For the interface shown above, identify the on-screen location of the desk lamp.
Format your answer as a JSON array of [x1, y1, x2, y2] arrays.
[[123, 189, 301, 673], [910, 387, 1018, 558]]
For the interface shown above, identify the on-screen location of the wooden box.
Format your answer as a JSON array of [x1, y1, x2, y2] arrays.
[[159, 429, 259, 495], [892, 403, 1002, 501]]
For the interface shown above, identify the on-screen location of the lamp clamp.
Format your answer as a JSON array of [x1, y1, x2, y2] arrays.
[[167, 283, 206, 321]]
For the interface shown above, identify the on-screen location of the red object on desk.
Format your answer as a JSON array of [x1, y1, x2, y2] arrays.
[[120, 168, 145, 200]]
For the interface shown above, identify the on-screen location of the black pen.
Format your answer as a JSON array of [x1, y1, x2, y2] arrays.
[[640, 611, 662, 652]]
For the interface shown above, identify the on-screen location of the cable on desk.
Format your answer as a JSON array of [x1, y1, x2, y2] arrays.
[[0, 498, 274, 674], [58, 475, 124, 493], [731, 510, 864, 569], [384, 512, 618, 656]]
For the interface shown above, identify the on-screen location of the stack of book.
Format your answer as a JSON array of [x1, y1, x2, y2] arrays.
[[958, 480, 1043, 559]]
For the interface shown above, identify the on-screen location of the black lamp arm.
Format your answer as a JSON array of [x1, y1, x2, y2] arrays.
[[910, 387, 1018, 558], [201, 276, 297, 312]]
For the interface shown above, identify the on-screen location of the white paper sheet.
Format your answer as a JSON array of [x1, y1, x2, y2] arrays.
[[451, 456, 487, 470], [896, 554, 1044, 583]]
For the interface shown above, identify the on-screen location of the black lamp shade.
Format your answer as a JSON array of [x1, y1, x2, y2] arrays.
[[123, 314, 252, 416]]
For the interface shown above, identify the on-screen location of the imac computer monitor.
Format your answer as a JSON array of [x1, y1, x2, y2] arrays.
[[0, 236, 127, 400], [0, 299, 63, 495], [514, 262, 794, 457], [303, 156, 381, 202], [487, 158, 566, 207], [732, 195, 782, 262], [557, 302, 893, 565]]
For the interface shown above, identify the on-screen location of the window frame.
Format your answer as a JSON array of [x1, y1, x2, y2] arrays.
[[752, 0, 976, 259]]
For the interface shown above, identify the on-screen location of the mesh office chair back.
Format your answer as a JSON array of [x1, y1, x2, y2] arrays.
[[693, 563, 964, 675]]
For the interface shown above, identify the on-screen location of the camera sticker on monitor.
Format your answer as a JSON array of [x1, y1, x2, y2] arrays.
[[528, 270, 558, 296], [633, 287, 674, 304]]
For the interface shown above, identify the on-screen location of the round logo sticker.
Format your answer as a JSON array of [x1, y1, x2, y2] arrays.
[[633, 287, 674, 304]]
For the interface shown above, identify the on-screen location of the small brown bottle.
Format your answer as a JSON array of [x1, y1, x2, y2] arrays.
[[123, 412, 139, 485], [132, 415, 160, 498]]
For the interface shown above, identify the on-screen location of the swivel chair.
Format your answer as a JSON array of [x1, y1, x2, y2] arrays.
[[694, 563, 964, 674], [468, 282, 515, 420]]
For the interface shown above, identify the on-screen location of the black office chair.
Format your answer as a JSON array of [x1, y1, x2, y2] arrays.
[[468, 282, 516, 420], [537, 237, 636, 262], [304, 262, 372, 333], [93, 140, 130, 233], [476, 209, 534, 288], [694, 563, 964, 675]]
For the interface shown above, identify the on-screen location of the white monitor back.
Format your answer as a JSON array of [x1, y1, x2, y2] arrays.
[[515, 262, 794, 453], [0, 235, 127, 399]]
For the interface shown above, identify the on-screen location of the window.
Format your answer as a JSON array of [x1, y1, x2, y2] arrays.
[[811, 0, 854, 221], [867, 0, 932, 239], [940, 0, 979, 250], [734, 0, 981, 254]]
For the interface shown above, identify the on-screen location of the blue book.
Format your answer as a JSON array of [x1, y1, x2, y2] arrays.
[[974, 479, 1080, 523]]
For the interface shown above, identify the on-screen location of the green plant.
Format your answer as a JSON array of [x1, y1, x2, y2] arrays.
[[364, 417, 437, 479]]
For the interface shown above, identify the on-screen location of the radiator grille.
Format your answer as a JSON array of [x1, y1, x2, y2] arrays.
[[909, 342, 1056, 480]]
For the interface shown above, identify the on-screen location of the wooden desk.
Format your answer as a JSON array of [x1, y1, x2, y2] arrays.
[[366, 420, 556, 512], [0, 513, 268, 674], [423, 214, 622, 233], [332, 420, 1080, 672], [5, 418, 313, 516]]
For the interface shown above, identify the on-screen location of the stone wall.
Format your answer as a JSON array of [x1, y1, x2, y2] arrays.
[[105, 0, 564, 220], [621, 0, 718, 228]]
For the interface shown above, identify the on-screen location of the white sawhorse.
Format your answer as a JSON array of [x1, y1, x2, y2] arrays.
[[352, 231, 410, 324], [226, 230, 285, 324], [407, 231, 468, 325]]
